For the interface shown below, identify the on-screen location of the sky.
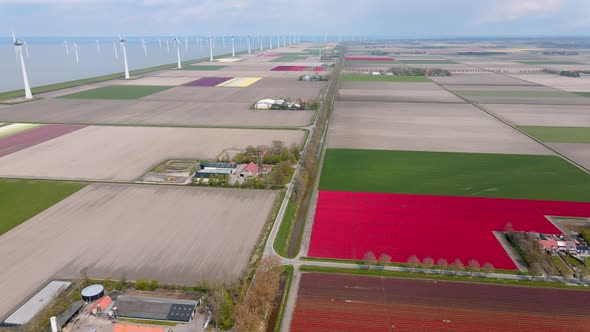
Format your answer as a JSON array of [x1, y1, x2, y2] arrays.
[[1, 0, 590, 38]]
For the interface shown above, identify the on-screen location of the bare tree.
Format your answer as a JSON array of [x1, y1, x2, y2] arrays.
[[529, 262, 542, 281], [482, 262, 494, 278], [437, 258, 448, 274], [407, 255, 420, 272], [378, 253, 392, 268], [468, 259, 480, 277], [452, 259, 464, 276], [364, 251, 377, 270], [422, 257, 434, 273]]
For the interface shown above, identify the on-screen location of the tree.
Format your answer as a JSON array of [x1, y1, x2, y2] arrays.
[[468, 259, 480, 277], [577, 267, 588, 285], [482, 262, 494, 278], [437, 258, 448, 274], [529, 262, 543, 281], [422, 257, 434, 273], [207, 284, 235, 330], [364, 251, 377, 269], [452, 259, 464, 276], [407, 255, 420, 272], [378, 253, 392, 268]]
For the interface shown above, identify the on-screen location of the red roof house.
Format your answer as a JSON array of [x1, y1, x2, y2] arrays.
[[240, 162, 259, 177]]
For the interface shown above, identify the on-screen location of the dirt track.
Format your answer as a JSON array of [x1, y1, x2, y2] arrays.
[[0, 184, 277, 321]]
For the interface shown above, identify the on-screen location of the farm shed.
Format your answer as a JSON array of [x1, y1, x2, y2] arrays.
[[115, 296, 197, 323], [2, 281, 71, 326], [255, 99, 277, 110], [56, 301, 83, 329]]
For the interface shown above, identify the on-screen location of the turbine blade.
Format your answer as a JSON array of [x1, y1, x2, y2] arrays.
[[12, 31, 16, 43]]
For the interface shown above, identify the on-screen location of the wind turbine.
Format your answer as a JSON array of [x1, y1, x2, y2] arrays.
[[276, 35, 279, 49], [185, 37, 189, 53], [247, 35, 251, 54], [12, 32, 33, 99], [270, 35, 273, 49], [158, 39, 162, 49], [96, 40, 100, 55], [174, 36, 182, 69], [142, 39, 147, 56], [166, 39, 170, 54], [119, 35, 130, 79], [64, 40, 69, 55], [222, 35, 225, 48], [208, 35, 214, 62], [231, 35, 235, 57], [73, 42, 79, 63], [259, 34, 263, 52], [113, 41, 118, 59]]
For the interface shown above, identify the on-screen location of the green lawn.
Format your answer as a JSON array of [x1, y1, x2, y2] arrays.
[[273, 198, 298, 257], [340, 74, 430, 82], [0, 179, 85, 236], [61, 85, 172, 100], [519, 126, 590, 143], [319, 149, 590, 202], [397, 60, 458, 64], [182, 65, 227, 71], [454, 90, 578, 98], [517, 61, 582, 65]]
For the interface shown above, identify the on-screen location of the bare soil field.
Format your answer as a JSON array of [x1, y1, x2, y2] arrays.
[[512, 75, 590, 92], [326, 101, 552, 155], [100, 76, 198, 86], [291, 273, 590, 332], [140, 86, 322, 102], [0, 126, 305, 181], [457, 95, 590, 105], [145, 69, 304, 79], [337, 82, 464, 103], [248, 77, 327, 89], [430, 74, 539, 86], [548, 143, 590, 170], [0, 184, 277, 321], [481, 104, 590, 127], [0, 98, 313, 127]]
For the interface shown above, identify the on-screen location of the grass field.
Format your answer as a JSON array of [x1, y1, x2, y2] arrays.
[[340, 74, 431, 82], [575, 92, 590, 98], [183, 65, 227, 71], [319, 149, 590, 201], [455, 90, 577, 98], [61, 85, 172, 100], [0, 179, 85, 236], [271, 53, 311, 62], [519, 126, 590, 143]]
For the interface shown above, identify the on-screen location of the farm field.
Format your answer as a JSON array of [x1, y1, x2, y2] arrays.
[[138, 85, 321, 102], [319, 149, 590, 202], [0, 124, 85, 157], [340, 74, 431, 82], [291, 273, 590, 332], [481, 104, 590, 127], [183, 65, 227, 70], [61, 85, 173, 100], [0, 179, 85, 236], [0, 126, 305, 181], [337, 83, 463, 103], [546, 143, 590, 170], [397, 59, 458, 64], [429, 74, 538, 86], [326, 102, 551, 155], [0, 98, 315, 128], [511, 75, 590, 92], [0, 184, 278, 321], [450, 88, 590, 105], [308, 191, 590, 268], [519, 126, 590, 143]]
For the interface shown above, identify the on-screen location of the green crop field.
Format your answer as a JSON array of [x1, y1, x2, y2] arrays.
[[517, 61, 582, 65], [0, 179, 85, 236], [340, 74, 431, 82], [575, 92, 590, 98], [319, 149, 590, 202], [271, 53, 311, 62], [519, 126, 590, 143], [183, 65, 227, 71], [397, 60, 458, 64], [61, 85, 172, 100], [454, 90, 578, 98]]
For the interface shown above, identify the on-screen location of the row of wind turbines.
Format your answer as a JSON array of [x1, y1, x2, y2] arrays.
[[11, 33, 303, 100]]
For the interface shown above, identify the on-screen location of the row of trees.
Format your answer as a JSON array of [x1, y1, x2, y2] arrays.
[[233, 140, 300, 165], [363, 251, 495, 277]]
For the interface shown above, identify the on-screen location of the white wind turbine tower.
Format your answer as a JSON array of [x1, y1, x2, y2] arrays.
[[208, 35, 214, 61], [73, 42, 79, 63], [185, 37, 189, 53], [96, 40, 100, 55], [269, 35, 273, 49], [119, 35, 130, 79], [174, 36, 182, 69], [276, 35, 279, 48], [113, 42, 118, 59], [142, 39, 147, 56], [247, 35, 251, 54], [231, 35, 235, 57], [64, 40, 69, 55], [166, 39, 170, 54], [158, 39, 162, 49], [12, 32, 33, 99]]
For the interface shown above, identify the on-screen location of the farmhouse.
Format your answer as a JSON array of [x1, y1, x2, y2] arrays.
[[239, 162, 259, 178]]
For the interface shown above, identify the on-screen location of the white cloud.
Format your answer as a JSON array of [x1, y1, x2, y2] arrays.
[[478, 0, 568, 23]]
